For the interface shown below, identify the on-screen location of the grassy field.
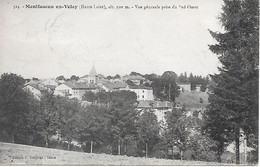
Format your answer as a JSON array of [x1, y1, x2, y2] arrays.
[[0, 142, 233, 166], [176, 91, 209, 110]]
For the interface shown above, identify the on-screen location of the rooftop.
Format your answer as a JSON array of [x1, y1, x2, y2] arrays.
[[102, 81, 128, 91], [137, 100, 174, 109], [25, 83, 46, 91], [130, 85, 152, 90], [64, 81, 96, 89], [122, 75, 145, 81]]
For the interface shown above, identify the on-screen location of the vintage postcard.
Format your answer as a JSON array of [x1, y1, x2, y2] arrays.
[[0, 0, 258, 166]]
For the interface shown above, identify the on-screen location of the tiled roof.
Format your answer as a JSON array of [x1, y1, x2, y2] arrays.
[[113, 81, 128, 88], [102, 81, 128, 91], [45, 85, 56, 90], [26, 80, 39, 85], [26, 83, 46, 91], [64, 81, 96, 89], [122, 75, 145, 81], [137, 100, 174, 109], [130, 85, 152, 90]]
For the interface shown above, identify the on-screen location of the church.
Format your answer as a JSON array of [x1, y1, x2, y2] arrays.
[[79, 65, 98, 84]]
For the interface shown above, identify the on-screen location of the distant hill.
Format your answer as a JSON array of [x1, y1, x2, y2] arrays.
[[175, 91, 209, 110]]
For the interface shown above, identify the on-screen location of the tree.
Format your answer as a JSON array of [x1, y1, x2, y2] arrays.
[[32, 77, 39, 81], [152, 71, 179, 102], [0, 73, 33, 144], [56, 75, 66, 81], [205, 0, 259, 164], [114, 74, 121, 79], [82, 91, 97, 102], [104, 91, 138, 155], [70, 75, 79, 81], [77, 105, 110, 153], [164, 108, 190, 160], [200, 84, 207, 92], [125, 79, 136, 86], [136, 111, 160, 157], [37, 91, 60, 147], [107, 76, 112, 80], [188, 133, 219, 162], [79, 91, 139, 155], [178, 72, 189, 84], [143, 73, 159, 82], [130, 71, 143, 76], [56, 97, 81, 150]]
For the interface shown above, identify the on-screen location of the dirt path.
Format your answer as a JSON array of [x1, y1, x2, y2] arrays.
[[0, 142, 233, 165]]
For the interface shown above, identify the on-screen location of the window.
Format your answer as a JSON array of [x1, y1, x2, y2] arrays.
[[142, 95, 144, 98]]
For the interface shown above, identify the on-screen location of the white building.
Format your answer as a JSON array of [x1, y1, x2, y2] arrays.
[[178, 83, 191, 92], [137, 100, 174, 126], [129, 85, 154, 101], [195, 84, 201, 91], [24, 83, 47, 100], [54, 81, 96, 100]]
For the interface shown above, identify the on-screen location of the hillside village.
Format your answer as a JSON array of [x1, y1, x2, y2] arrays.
[[18, 65, 254, 164], [19, 65, 254, 164], [24, 65, 209, 124]]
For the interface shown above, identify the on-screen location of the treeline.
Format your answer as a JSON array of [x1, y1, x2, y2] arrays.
[[0, 73, 219, 161], [128, 71, 210, 92], [178, 72, 210, 91]]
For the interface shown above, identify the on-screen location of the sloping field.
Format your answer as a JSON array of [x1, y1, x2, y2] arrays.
[[0, 142, 231, 166], [176, 91, 209, 110]]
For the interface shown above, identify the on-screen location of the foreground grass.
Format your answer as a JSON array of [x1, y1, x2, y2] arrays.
[[0, 142, 233, 165]]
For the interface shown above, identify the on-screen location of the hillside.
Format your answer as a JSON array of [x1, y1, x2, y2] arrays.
[[0, 142, 228, 165], [176, 91, 209, 110]]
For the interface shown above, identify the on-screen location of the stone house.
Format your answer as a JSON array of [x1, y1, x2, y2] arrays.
[[54, 81, 96, 100], [129, 85, 154, 101]]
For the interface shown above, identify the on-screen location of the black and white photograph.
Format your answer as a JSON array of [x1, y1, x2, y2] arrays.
[[0, 0, 258, 165]]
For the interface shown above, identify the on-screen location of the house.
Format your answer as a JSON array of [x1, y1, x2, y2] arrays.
[[54, 81, 96, 100], [129, 85, 154, 101], [195, 84, 201, 91], [177, 83, 191, 92], [44, 85, 56, 92], [98, 80, 129, 92], [137, 100, 174, 124], [25, 79, 39, 85], [24, 83, 47, 100], [121, 75, 145, 85], [40, 78, 58, 87]]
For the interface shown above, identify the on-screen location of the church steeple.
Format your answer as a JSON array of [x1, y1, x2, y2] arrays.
[[89, 62, 97, 76]]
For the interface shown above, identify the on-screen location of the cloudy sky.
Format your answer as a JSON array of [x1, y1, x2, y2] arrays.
[[0, 0, 224, 79]]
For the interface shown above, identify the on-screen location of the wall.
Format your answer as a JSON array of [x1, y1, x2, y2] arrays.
[[130, 89, 154, 101]]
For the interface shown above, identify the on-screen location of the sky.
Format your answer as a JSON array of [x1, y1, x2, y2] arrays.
[[0, 0, 224, 79]]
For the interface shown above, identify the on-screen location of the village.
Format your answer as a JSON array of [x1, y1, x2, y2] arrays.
[[19, 64, 253, 164], [24, 65, 207, 125]]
